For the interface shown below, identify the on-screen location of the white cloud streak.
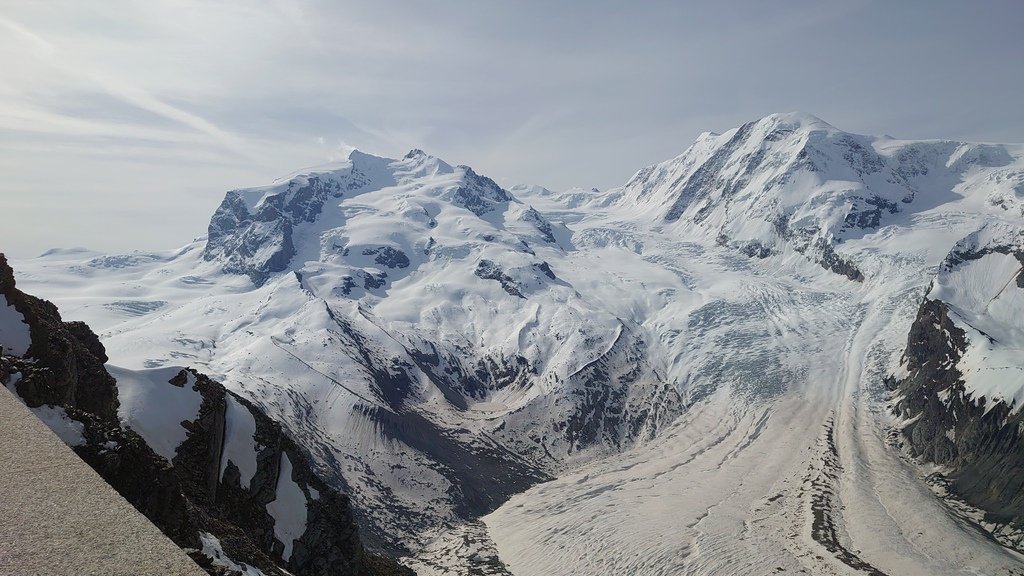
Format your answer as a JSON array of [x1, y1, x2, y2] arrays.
[[1, 1, 1022, 257], [0, 14, 254, 159]]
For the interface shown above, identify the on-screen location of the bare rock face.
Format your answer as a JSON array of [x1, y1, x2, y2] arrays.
[[474, 260, 526, 298], [1, 254, 118, 418], [0, 252, 203, 553], [0, 253, 412, 576], [204, 175, 344, 286], [895, 298, 1024, 523], [449, 166, 512, 217]]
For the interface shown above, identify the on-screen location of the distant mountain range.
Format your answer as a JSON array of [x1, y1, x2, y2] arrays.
[[5, 112, 1024, 575]]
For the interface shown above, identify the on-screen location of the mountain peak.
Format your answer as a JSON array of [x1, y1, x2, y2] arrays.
[[754, 111, 835, 132], [393, 148, 454, 181], [347, 148, 391, 163], [617, 111, 1024, 283]]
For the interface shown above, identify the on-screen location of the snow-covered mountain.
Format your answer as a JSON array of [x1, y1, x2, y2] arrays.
[[0, 254, 410, 576], [10, 112, 1024, 574]]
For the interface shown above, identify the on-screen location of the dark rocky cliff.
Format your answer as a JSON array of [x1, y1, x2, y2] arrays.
[[0, 253, 412, 576], [892, 241, 1024, 528], [204, 175, 348, 286]]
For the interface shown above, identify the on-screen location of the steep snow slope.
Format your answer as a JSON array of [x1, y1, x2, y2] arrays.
[[616, 113, 1023, 281], [13, 112, 1024, 574], [924, 226, 1024, 408]]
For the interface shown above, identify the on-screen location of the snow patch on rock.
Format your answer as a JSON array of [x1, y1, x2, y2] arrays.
[[199, 531, 267, 576], [110, 365, 203, 461], [266, 451, 308, 561], [30, 404, 86, 447], [220, 393, 259, 488], [0, 294, 30, 356]]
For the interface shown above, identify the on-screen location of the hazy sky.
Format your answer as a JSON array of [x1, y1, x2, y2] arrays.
[[2, 1, 1022, 258]]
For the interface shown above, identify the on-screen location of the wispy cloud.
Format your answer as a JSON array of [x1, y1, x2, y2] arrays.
[[1, 1, 1022, 257], [0, 14, 254, 159]]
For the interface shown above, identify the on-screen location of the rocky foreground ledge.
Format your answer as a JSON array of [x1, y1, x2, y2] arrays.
[[0, 383, 206, 576]]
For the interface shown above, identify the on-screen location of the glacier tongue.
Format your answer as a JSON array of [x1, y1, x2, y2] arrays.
[[12, 113, 1024, 573]]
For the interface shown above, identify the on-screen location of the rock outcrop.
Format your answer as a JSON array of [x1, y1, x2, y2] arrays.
[[893, 228, 1024, 527], [1, 256, 118, 417], [0, 253, 411, 576], [204, 176, 341, 286]]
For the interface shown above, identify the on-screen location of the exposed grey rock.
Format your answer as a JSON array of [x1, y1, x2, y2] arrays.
[[663, 121, 759, 222], [451, 167, 512, 217], [0, 254, 119, 419], [175, 370, 411, 576], [362, 247, 410, 269], [532, 262, 557, 280], [841, 195, 899, 230], [204, 175, 344, 286], [557, 325, 683, 453], [363, 270, 388, 290], [339, 276, 358, 296], [816, 239, 865, 282], [520, 207, 556, 243], [474, 260, 524, 298]]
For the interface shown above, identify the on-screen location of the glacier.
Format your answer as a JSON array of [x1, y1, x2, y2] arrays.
[[11, 112, 1024, 574]]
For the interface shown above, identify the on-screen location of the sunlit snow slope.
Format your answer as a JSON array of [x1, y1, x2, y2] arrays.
[[13, 112, 1024, 575]]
